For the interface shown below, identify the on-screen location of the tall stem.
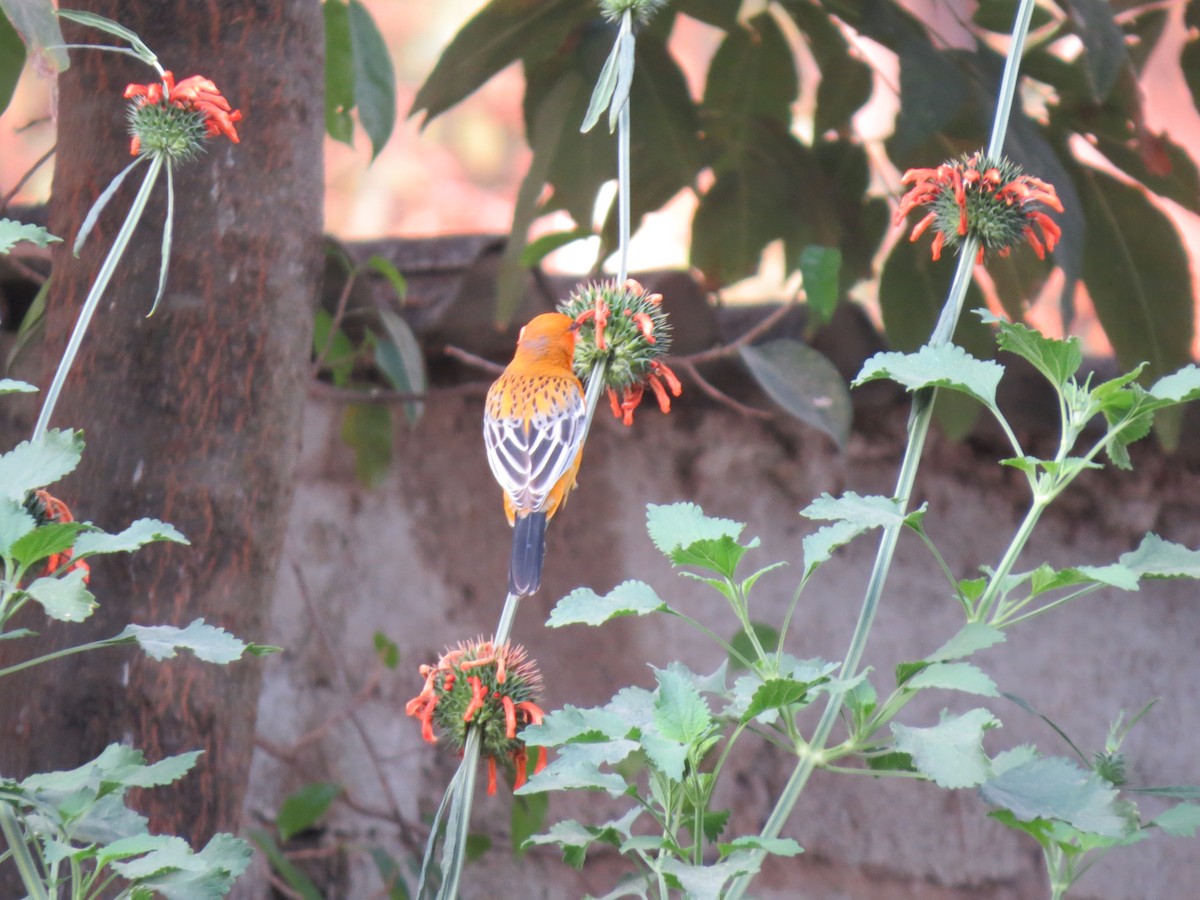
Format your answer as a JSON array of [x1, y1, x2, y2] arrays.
[[32, 155, 164, 442], [724, 2, 1038, 895]]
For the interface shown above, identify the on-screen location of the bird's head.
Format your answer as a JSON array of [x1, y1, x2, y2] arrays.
[[514, 312, 579, 367]]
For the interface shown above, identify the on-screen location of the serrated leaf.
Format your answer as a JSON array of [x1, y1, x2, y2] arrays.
[[641, 730, 687, 781], [891, 708, 998, 789], [0, 498, 37, 556], [547, 580, 666, 627], [983, 313, 1083, 388], [116, 619, 248, 664], [277, 782, 341, 841], [121, 750, 203, 790], [516, 740, 638, 797], [653, 666, 713, 746], [854, 345, 1004, 410], [73, 518, 188, 557], [742, 677, 818, 722], [1118, 533, 1200, 579], [645, 502, 745, 555], [0, 429, 84, 500], [981, 756, 1128, 837], [522, 704, 632, 746], [802, 491, 910, 528], [116, 832, 251, 894], [929, 623, 1006, 661], [1150, 364, 1200, 404], [0, 218, 60, 253], [8, 521, 88, 568], [801, 519, 865, 575], [348, 0, 396, 159], [717, 835, 803, 857], [660, 852, 763, 900], [905, 662, 999, 697], [739, 340, 851, 446], [25, 569, 95, 622]]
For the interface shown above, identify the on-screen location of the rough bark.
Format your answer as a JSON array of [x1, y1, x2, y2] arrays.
[[0, 0, 322, 847]]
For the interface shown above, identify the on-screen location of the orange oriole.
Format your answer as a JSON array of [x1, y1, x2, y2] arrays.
[[483, 313, 585, 596]]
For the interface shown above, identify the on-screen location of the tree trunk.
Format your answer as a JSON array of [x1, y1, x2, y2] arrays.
[[0, 0, 322, 848]]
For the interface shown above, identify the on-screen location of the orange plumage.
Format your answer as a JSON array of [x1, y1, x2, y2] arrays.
[[484, 313, 585, 595]]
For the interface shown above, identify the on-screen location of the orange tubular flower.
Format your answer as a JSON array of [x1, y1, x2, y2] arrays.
[[405, 638, 547, 795], [124, 70, 242, 157], [484, 313, 586, 596], [26, 490, 90, 584], [895, 151, 1063, 264]]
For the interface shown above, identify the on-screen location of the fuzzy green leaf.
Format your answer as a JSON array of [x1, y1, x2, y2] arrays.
[[1151, 803, 1200, 837], [1118, 533, 1200, 579], [1064, 0, 1127, 102], [660, 852, 763, 900], [0, 498, 36, 555], [742, 677, 818, 722], [9, 521, 88, 568], [891, 708, 998, 789], [716, 836, 803, 858], [548, 580, 667, 627], [341, 402, 393, 488], [516, 740, 638, 797], [113, 832, 251, 894], [654, 665, 713, 746], [0, 429, 84, 500], [2, 0, 66, 71], [645, 502, 748, 569], [703, 13, 796, 130], [115, 619, 248, 664], [1150, 364, 1200, 405], [73, 518, 188, 557], [522, 704, 632, 746], [929, 623, 1006, 661], [854, 345, 1004, 410], [0, 378, 36, 394], [905, 662, 999, 697], [25, 569, 95, 622], [984, 313, 1083, 388], [739, 340, 852, 447], [981, 756, 1128, 837], [0, 218, 60, 253]]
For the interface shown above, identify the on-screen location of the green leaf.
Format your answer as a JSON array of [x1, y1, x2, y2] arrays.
[[983, 313, 1083, 389], [121, 750, 203, 790], [579, 23, 623, 133], [519, 229, 595, 268], [312, 308, 356, 387], [716, 836, 803, 858], [645, 502, 746, 556], [742, 677, 817, 722], [659, 852, 763, 900], [277, 782, 341, 841], [1064, 0, 1127, 102], [0, 378, 37, 394], [73, 155, 144, 256], [891, 708, 998, 789], [886, 13, 971, 158], [702, 13, 796, 131], [854, 345, 1004, 411], [0, 218, 59, 253], [115, 832, 251, 895], [341, 402, 393, 487], [0, 498, 35, 556], [324, 0, 355, 145], [25, 569, 95, 622], [374, 309, 425, 425], [510, 788, 548, 857], [517, 740, 638, 797], [348, 0, 396, 159], [801, 520, 865, 576], [0, 429, 84, 500], [653, 665, 713, 746], [980, 756, 1128, 837], [797, 245, 842, 325], [248, 829, 324, 900], [115, 619, 249, 664], [547, 580, 666, 627], [365, 255, 407, 301], [1074, 165, 1193, 386], [411, 0, 592, 124], [2, 0, 66, 70], [1118, 533, 1200, 579], [73, 518, 188, 557], [373, 630, 399, 669], [9, 521, 88, 568], [905, 662, 999, 697], [739, 340, 852, 447], [522, 704, 632, 746], [929, 623, 1006, 661], [1150, 364, 1200, 405], [783, 1, 872, 133], [54, 10, 157, 66], [800, 492, 924, 576], [1151, 803, 1200, 837]]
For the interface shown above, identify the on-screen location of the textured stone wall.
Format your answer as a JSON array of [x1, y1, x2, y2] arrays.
[[243, 388, 1200, 900]]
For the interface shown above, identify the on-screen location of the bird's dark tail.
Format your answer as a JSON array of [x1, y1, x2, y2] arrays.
[[510, 512, 547, 596]]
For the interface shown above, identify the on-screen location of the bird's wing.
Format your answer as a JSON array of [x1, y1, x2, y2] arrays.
[[484, 377, 585, 514]]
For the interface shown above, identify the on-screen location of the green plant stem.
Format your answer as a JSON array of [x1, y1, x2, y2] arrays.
[[32, 154, 164, 442], [0, 804, 49, 900], [973, 496, 1049, 622], [616, 15, 631, 285], [724, 3, 1038, 895], [0, 638, 116, 680]]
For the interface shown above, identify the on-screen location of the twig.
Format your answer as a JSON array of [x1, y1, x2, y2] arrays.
[[307, 380, 429, 404], [311, 270, 357, 377], [443, 344, 505, 376], [673, 359, 773, 419], [266, 873, 308, 900], [1, 254, 48, 286], [676, 299, 799, 365], [0, 145, 56, 216]]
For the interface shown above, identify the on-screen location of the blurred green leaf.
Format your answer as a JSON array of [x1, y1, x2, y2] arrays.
[[0, 218, 60, 253], [727, 622, 779, 671], [971, 0, 1054, 34], [1064, 0, 1127, 102], [0, 378, 36, 394], [511, 790, 548, 858], [74, 518, 188, 557], [324, 0, 355, 145], [0, 429, 83, 501], [24, 569, 95, 623], [855, 345, 1004, 411], [348, 0, 396, 159], [702, 13, 796, 135], [248, 829, 324, 900], [278, 782, 341, 841], [1151, 803, 1200, 837], [520, 228, 594, 267], [2, 0, 67, 70], [646, 502, 747, 558], [892, 708, 998, 789], [115, 619, 250, 664], [905, 662, 999, 697], [366, 254, 407, 302], [548, 580, 667, 627], [1119, 533, 1200, 579], [0, 13, 24, 116], [374, 630, 399, 669], [374, 310, 425, 425], [1094, 130, 1200, 216], [797, 246, 841, 325], [740, 339, 851, 446], [780, 0, 872, 133], [981, 755, 1129, 837]]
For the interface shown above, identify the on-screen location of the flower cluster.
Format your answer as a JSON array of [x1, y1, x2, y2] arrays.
[[23, 490, 90, 583], [559, 279, 682, 426], [895, 151, 1063, 263], [405, 638, 546, 794], [124, 71, 241, 159]]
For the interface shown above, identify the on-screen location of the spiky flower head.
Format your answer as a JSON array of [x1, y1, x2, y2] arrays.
[[1093, 750, 1127, 787], [894, 151, 1063, 263], [124, 71, 242, 160], [599, 0, 668, 24], [405, 638, 546, 794], [559, 278, 682, 426]]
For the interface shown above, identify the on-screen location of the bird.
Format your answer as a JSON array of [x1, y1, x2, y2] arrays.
[[483, 312, 586, 596]]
